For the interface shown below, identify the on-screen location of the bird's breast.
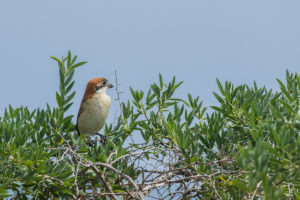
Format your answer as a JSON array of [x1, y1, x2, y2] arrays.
[[78, 94, 111, 135]]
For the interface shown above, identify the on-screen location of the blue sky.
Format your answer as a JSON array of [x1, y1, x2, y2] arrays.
[[0, 0, 299, 123]]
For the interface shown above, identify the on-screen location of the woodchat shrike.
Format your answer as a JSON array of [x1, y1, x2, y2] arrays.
[[76, 78, 113, 137]]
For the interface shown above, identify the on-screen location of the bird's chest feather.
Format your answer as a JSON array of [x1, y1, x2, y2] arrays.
[[88, 94, 111, 121], [79, 94, 111, 134]]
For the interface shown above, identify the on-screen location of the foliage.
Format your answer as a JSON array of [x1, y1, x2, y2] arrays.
[[0, 52, 299, 199]]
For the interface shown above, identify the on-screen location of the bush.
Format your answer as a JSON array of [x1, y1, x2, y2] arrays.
[[0, 52, 299, 199]]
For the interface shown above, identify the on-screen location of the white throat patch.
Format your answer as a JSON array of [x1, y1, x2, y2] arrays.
[[96, 87, 107, 94]]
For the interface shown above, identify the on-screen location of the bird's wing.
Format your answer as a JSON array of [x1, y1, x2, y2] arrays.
[[76, 98, 87, 136]]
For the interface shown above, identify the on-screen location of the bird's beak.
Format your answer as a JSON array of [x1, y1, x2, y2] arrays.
[[107, 83, 114, 88]]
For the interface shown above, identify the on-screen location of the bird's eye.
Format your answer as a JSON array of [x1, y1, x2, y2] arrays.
[[102, 80, 106, 85]]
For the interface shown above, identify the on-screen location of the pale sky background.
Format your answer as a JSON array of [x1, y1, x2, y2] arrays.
[[0, 0, 299, 124]]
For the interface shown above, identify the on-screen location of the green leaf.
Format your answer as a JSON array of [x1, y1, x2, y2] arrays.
[[210, 106, 224, 113], [65, 91, 76, 105], [67, 50, 71, 69], [188, 93, 193, 107], [63, 103, 73, 112], [51, 56, 62, 65], [71, 61, 87, 70], [56, 92, 61, 107], [159, 73, 163, 89], [65, 70, 74, 86], [213, 92, 224, 104], [277, 78, 292, 101], [65, 81, 75, 95], [216, 78, 225, 95], [70, 55, 77, 66], [279, 99, 293, 113]]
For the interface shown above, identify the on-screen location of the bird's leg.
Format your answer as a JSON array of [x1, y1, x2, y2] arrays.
[[95, 133, 107, 144], [88, 138, 96, 147]]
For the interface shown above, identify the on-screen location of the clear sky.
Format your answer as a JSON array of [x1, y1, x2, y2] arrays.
[[0, 0, 299, 123]]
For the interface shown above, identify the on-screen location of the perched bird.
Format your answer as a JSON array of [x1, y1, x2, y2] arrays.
[[76, 78, 113, 138]]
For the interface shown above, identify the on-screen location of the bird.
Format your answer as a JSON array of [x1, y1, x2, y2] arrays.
[[76, 77, 113, 140]]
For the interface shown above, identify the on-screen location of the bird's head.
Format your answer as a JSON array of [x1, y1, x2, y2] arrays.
[[83, 78, 113, 99]]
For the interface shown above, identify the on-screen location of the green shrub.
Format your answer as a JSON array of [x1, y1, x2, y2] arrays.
[[0, 52, 299, 199]]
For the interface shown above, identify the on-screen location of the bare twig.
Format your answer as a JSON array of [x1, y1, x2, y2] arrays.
[[92, 162, 146, 200], [251, 181, 262, 200], [114, 69, 123, 110], [90, 165, 118, 200]]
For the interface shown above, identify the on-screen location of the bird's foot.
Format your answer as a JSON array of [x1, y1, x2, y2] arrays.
[[88, 139, 96, 147], [95, 133, 107, 144]]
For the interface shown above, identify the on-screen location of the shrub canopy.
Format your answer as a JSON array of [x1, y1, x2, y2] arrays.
[[0, 52, 299, 199]]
